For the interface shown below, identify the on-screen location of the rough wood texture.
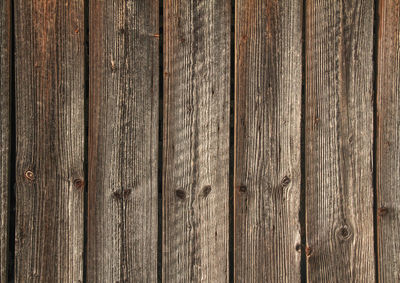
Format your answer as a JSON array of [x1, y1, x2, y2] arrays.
[[14, 1, 85, 281], [305, 1, 375, 281], [377, 1, 400, 281], [0, 0, 10, 281], [234, 1, 302, 282], [88, 1, 159, 282], [163, 1, 231, 281]]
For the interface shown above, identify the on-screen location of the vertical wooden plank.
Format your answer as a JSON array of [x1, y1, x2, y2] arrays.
[[0, 0, 10, 281], [377, 0, 400, 281], [14, 1, 85, 281], [305, 1, 375, 281], [234, 0, 302, 282], [163, 1, 231, 281], [88, 1, 159, 282]]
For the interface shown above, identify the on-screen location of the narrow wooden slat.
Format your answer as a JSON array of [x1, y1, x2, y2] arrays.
[[14, 1, 85, 281], [0, 0, 10, 281], [163, 1, 231, 281], [305, 1, 375, 281], [88, 1, 159, 281], [234, 0, 302, 282], [377, 1, 400, 281]]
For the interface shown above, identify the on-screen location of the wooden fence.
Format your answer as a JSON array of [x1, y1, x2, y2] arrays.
[[0, 0, 399, 282]]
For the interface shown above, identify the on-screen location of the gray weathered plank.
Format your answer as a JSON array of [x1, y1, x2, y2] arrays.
[[305, 1, 375, 281], [14, 1, 85, 281], [163, 0, 231, 281], [234, 0, 302, 282], [87, 1, 159, 282], [0, 0, 10, 281], [377, 0, 400, 281]]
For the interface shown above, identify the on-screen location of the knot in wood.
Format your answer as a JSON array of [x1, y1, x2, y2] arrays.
[[73, 178, 84, 189], [175, 189, 186, 200], [378, 207, 388, 216], [335, 223, 353, 242], [24, 170, 35, 181], [202, 185, 212, 198], [280, 176, 291, 188], [112, 188, 132, 200], [239, 185, 247, 193]]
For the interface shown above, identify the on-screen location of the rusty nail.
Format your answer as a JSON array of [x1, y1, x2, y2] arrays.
[[24, 170, 35, 181]]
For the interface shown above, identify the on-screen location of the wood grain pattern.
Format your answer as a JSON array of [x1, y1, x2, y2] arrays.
[[377, 0, 400, 281], [163, 1, 231, 281], [88, 1, 159, 282], [14, 1, 85, 281], [0, 0, 10, 281], [305, 1, 375, 281], [234, 0, 302, 282]]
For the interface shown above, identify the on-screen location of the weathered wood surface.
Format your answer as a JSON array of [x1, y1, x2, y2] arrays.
[[0, 0, 10, 281], [305, 0, 375, 282], [14, 1, 85, 282], [88, 1, 159, 282], [377, 1, 400, 282], [163, 0, 231, 281], [4, 1, 400, 281], [234, 0, 302, 282]]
